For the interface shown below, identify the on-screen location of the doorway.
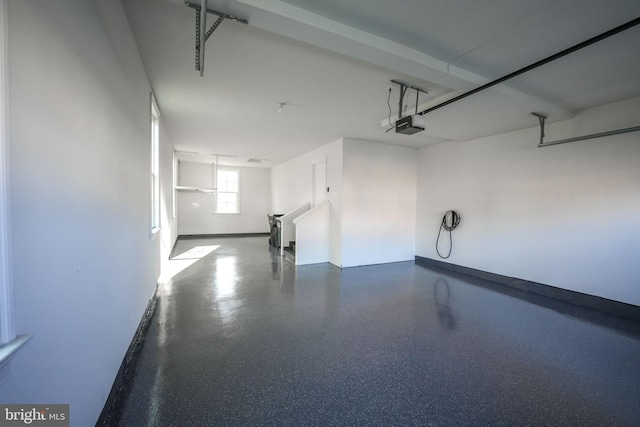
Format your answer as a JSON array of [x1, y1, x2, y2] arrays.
[[311, 158, 327, 207]]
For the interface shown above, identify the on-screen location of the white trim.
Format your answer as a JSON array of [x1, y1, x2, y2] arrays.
[[0, 335, 30, 369], [0, 0, 15, 346], [150, 93, 161, 237], [292, 199, 329, 224], [215, 168, 240, 214], [277, 202, 310, 256], [311, 157, 327, 207], [172, 149, 177, 218]]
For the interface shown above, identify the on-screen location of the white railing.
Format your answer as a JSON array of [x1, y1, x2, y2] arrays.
[[278, 203, 310, 256], [292, 200, 330, 265]]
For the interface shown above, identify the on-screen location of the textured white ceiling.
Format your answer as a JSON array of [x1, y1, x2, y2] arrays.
[[123, 0, 640, 167]]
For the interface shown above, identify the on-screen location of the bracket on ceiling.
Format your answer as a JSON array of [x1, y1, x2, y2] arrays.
[[391, 79, 428, 117], [185, 1, 248, 77], [389, 80, 429, 135], [532, 113, 547, 146], [531, 112, 640, 147]]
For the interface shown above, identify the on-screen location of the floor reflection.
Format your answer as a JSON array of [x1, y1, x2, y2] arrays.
[[213, 257, 240, 329], [119, 237, 640, 427], [434, 277, 457, 330], [214, 257, 237, 299]]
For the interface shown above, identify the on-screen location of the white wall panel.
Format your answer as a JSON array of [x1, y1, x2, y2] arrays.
[[271, 139, 343, 265], [294, 202, 330, 265], [271, 138, 416, 268], [416, 97, 640, 305], [271, 144, 334, 214], [177, 162, 271, 235], [341, 139, 417, 267], [0, 1, 175, 424]]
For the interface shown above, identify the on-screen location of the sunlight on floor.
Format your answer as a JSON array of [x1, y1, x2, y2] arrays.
[[160, 245, 220, 281]]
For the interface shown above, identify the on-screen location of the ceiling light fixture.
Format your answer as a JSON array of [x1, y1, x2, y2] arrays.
[[277, 102, 285, 113]]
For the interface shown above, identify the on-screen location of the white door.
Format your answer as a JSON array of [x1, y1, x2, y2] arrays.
[[312, 159, 327, 207]]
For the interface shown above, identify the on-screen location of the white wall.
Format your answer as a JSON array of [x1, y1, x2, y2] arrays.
[[341, 138, 417, 267], [0, 1, 175, 425], [177, 161, 271, 235], [159, 123, 177, 274], [272, 139, 343, 265], [293, 202, 330, 265], [271, 138, 417, 268], [416, 97, 640, 306], [327, 140, 343, 266], [272, 143, 334, 214]]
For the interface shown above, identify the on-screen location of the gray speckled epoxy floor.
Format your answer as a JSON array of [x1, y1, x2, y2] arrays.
[[118, 237, 640, 426]]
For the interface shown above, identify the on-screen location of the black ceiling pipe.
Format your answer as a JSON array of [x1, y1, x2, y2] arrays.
[[418, 16, 640, 116]]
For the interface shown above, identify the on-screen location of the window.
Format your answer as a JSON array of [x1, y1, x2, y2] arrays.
[[0, 0, 13, 347], [216, 170, 238, 214], [0, 0, 31, 373], [150, 95, 161, 235]]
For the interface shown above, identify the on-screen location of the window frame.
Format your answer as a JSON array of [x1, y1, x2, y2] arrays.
[[0, 0, 31, 376], [215, 168, 240, 215], [172, 149, 177, 219], [150, 94, 161, 237], [0, 0, 13, 347]]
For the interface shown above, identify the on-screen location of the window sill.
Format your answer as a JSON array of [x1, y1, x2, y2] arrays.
[[0, 335, 32, 373], [213, 213, 241, 216], [150, 227, 162, 241]]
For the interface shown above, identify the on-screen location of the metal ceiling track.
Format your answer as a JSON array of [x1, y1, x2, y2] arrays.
[[185, 0, 248, 76], [417, 16, 640, 117], [533, 113, 640, 148]]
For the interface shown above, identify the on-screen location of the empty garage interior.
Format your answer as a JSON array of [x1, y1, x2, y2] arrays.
[[1, 0, 639, 425]]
